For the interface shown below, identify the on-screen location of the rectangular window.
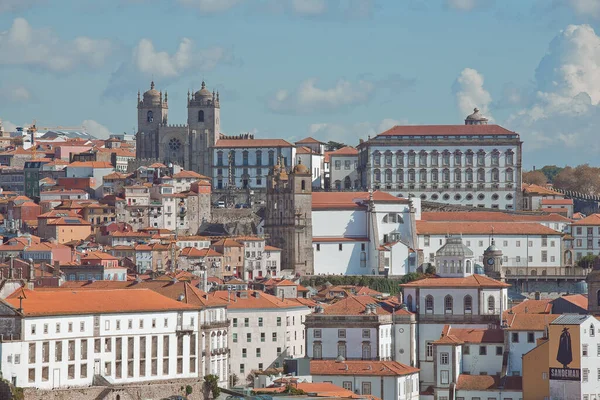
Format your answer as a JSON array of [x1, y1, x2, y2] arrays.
[[338, 329, 346, 338], [277, 317, 281, 326], [512, 332, 519, 343], [343, 381, 352, 391], [260, 333, 265, 342], [258, 317, 263, 327], [583, 344, 588, 356], [440, 352, 449, 364], [242, 348, 247, 358], [441, 370, 450, 384], [426, 342, 433, 358], [232, 333, 237, 343], [583, 368, 589, 382], [361, 382, 372, 395], [463, 345, 470, 355], [256, 348, 261, 357], [479, 346, 487, 355], [362, 329, 370, 338], [233, 318, 237, 327], [496, 346, 503, 356], [247, 333, 251, 342], [541, 251, 548, 262], [516, 241, 520, 247], [272, 332, 277, 341], [244, 318, 249, 327], [338, 243, 343, 251], [527, 332, 535, 343], [55, 341, 62, 362]]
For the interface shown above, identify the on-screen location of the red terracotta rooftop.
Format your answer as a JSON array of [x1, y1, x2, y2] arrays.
[[376, 124, 517, 137]]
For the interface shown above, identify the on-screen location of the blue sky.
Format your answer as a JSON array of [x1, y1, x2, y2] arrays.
[[1, 0, 600, 168]]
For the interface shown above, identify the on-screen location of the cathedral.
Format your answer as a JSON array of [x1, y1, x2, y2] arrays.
[[136, 81, 221, 176]]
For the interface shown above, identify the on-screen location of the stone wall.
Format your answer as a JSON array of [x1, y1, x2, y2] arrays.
[[21, 379, 206, 400], [210, 208, 261, 236]]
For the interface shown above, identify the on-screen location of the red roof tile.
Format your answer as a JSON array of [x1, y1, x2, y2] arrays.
[[456, 374, 522, 391], [296, 137, 324, 144], [214, 139, 293, 148], [67, 161, 114, 168], [506, 299, 553, 314], [401, 274, 510, 288], [310, 360, 418, 377], [329, 146, 358, 156], [572, 214, 600, 226], [312, 191, 408, 210], [558, 294, 588, 310], [377, 124, 517, 137], [541, 199, 573, 205], [522, 183, 563, 196], [416, 221, 561, 235], [420, 211, 571, 223], [210, 290, 308, 310]]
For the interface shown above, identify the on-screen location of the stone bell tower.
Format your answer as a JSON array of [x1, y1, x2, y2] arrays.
[[483, 237, 504, 281], [137, 81, 168, 160], [187, 81, 221, 176]]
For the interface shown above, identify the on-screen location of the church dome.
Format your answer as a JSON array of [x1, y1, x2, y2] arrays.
[[143, 81, 161, 102], [293, 162, 310, 174], [436, 236, 473, 257], [194, 81, 213, 100], [484, 239, 503, 256], [465, 107, 488, 125]]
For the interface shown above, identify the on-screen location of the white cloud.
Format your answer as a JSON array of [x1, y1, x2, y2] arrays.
[[0, 18, 112, 72], [0, 0, 41, 13], [176, 0, 242, 13], [291, 0, 326, 15], [82, 120, 111, 139], [0, 85, 31, 102], [568, 0, 600, 19], [445, 0, 480, 10], [453, 68, 493, 120], [308, 118, 407, 144], [268, 78, 375, 114], [104, 38, 235, 98], [506, 24, 600, 164]]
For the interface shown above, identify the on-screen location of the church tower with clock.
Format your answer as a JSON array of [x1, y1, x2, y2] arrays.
[[136, 80, 220, 177], [483, 238, 504, 281]]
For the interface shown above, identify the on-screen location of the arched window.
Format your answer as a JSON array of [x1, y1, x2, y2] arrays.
[[466, 260, 471, 273], [256, 150, 262, 166], [431, 169, 438, 182], [337, 343, 347, 358], [454, 150, 462, 166], [454, 169, 461, 182], [425, 295, 434, 312], [396, 169, 404, 183], [431, 150, 439, 167], [450, 261, 455, 273], [198, 110, 204, 122], [313, 342, 322, 359], [466, 168, 473, 182], [406, 294, 413, 311], [505, 150, 514, 166], [491, 150, 500, 166], [373, 151, 381, 166], [442, 169, 450, 183], [385, 169, 393, 182], [442, 151, 450, 166], [147, 110, 153, 122], [505, 168, 514, 182], [408, 169, 415, 183], [444, 295, 453, 314], [362, 343, 371, 360], [487, 296, 495, 313], [335, 180, 342, 190], [385, 151, 393, 166], [464, 295, 473, 313], [301, 180, 306, 191], [374, 169, 381, 182], [396, 151, 404, 166], [419, 151, 427, 167], [443, 260, 448, 273], [477, 168, 485, 182], [408, 151, 416, 166], [491, 168, 499, 182], [477, 150, 486, 166], [465, 150, 474, 166], [344, 177, 351, 189], [419, 169, 427, 182]]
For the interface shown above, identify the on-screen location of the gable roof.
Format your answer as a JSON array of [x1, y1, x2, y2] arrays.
[[555, 294, 588, 310], [506, 298, 553, 314], [210, 290, 308, 310], [312, 191, 409, 210], [523, 183, 563, 196], [296, 137, 324, 144], [572, 214, 600, 226], [420, 211, 572, 223], [5, 288, 197, 316], [310, 360, 418, 377], [503, 313, 560, 331], [329, 146, 358, 156], [377, 124, 516, 137], [400, 274, 510, 288], [456, 374, 522, 391], [434, 325, 504, 344], [416, 221, 562, 235]]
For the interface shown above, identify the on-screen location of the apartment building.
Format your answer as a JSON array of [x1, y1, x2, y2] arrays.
[[0, 288, 200, 389], [209, 290, 310, 380], [570, 214, 600, 261]]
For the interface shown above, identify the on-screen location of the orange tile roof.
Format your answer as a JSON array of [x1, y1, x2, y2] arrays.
[[312, 191, 409, 210], [234, 235, 263, 242], [172, 170, 209, 179], [264, 245, 281, 251], [47, 217, 90, 225], [322, 295, 390, 316], [572, 212, 585, 220], [416, 221, 561, 235], [503, 313, 560, 331], [456, 374, 522, 391], [558, 294, 588, 310], [82, 251, 119, 260], [541, 199, 573, 205], [572, 214, 600, 226], [313, 237, 370, 242], [103, 172, 132, 180], [210, 290, 308, 310], [420, 211, 572, 223], [522, 183, 563, 196], [435, 325, 504, 344], [214, 139, 293, 148], [400, 274, 510, 288], [296, 136, 324, 144], [310, 360, 418, 377], [506, 299, 553, 314], [295, 146, 314, 155], [329, 146, 358, 156], [67, 161, 114, 168], [541, 207, 569, 214], [212, 238, 244, 247], [148, 163, 167, 168], [180, 247, 222, 257], [377, 124, 516, 137], [5, 288, 197, 316]]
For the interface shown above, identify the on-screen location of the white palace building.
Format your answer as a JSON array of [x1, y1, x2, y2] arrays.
[[357, 108, 523, 210]]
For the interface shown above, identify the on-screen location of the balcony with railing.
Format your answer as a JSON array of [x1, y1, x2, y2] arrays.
[[504, 266, 588, 280], [201, 319, 230, 330]]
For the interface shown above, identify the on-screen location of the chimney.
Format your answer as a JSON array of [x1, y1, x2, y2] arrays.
[[28, 259, 35, 282], [53, 260, 60, 277], [8, 256, 14, 279]]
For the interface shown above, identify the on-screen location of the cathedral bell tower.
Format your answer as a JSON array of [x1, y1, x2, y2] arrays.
[[137, 81, 168, 160], [187, 81, 220, 176], [483, 237, 504, 281]]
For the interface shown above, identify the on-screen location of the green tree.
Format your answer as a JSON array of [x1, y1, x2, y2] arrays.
[[425, 264, 436, 275], [539, 165, 563, 183], [577, 254, 598, 269], [325, 141, 346, 151], [204, 374, 221, 399], [554, 164, 600, 195]]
